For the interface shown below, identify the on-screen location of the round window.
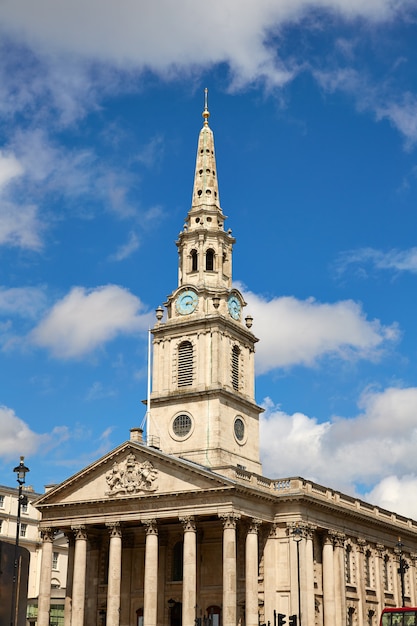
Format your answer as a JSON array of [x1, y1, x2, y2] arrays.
[[234, 417, 245, 442], [172, 414, 192, 438]]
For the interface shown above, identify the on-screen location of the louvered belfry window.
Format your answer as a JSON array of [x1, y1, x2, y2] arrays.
[[178, 341, 194, 387], [232, 345, 240, 391]]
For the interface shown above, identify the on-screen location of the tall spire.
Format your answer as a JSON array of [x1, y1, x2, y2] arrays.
[[191, 88, 221, 211]]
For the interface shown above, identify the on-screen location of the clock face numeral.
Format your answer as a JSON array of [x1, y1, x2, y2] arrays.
[[176, 290, 198, 315], [228, 295, 241, 320]]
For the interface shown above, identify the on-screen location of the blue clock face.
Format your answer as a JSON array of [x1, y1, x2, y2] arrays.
[[228, 295, 241, 320], [176, 290, 198, 315]]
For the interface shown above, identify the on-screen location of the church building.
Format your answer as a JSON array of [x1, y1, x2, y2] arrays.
[[35, 93, 417, 626]]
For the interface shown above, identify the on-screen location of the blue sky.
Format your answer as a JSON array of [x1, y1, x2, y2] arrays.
[[1, 1, 417, 517]]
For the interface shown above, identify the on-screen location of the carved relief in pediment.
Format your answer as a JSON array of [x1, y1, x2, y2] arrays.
[[105, 453, 158, 495]]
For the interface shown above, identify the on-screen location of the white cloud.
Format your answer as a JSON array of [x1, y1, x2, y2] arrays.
[[31, 285, 152, 358], [0, 1, 411, 96], [336, 247, 417, 276], [0, 405, 50, 459], [314, 67, 417, 148], [0, 286, 47, 318], [0, 151, 24, 188], [0, 201, 43, 250], [260, 386, 417, 517], [85, 381, 118, 401], [109, 231, 140, 262], [241, 287, 398, 373], [0, 149, 44, 250], [366, 475, 417, 519]]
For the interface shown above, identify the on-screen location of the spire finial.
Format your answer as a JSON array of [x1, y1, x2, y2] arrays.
[[203, 87, 210, 126]]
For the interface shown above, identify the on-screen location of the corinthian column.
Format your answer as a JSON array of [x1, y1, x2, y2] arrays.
[[37, 528, 54, 626], [143, 519, 158, 626], [181, 516, 197, 626], [71, 525, 88, 626], [246, 519, 261, 626], [333, 532, 346, 626], [106, 522, 122, 626], [221, 513, 240, 626], [322, 532, 335, 626]]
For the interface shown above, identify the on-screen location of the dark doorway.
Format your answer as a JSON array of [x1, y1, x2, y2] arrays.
[[170, 602, 182, 626]]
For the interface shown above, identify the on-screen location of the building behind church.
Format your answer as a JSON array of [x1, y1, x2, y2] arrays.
[[33, 94, 417, 626]]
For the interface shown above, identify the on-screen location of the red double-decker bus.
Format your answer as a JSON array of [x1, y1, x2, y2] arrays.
[[380, 607, 417, 625]]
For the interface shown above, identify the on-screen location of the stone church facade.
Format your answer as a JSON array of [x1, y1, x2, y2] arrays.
[[35, 93, 417, 626]]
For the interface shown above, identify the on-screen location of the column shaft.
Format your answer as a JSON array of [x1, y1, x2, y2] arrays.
[[245, 520, 261, 626], [37, 528, 54, 626], [221, 514, 239, 626], [322, 534, 335, 626], [182, 517, 197, 626], [107, 523, 122, 626], [144, 519, 158, 626], [71, 526, 88, 626], [305, 529, 316, 626], [334, 535, 346, 626]]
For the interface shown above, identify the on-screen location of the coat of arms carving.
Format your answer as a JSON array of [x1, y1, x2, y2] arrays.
[[105, 453, 158, 495]]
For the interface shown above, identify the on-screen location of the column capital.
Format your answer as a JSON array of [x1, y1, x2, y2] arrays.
[[323, 530, 336, 546], [143, 518, 158, 535], [376, 543, 386, 556], [333, 532, 346, 548], [247, 518, 262, 534], [180, 515, 196, 532], [40, 527, 54, 542], [106, 521, 122, 538], [220, 512, 241, 529], [72, 525, 87, 541], [356, 537, 367, 553]]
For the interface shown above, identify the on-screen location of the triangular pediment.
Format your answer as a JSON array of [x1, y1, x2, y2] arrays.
[[35, 441, 234, 508]]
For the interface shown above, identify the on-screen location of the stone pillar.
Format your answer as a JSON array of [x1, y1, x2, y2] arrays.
[[64, 532, 75, 626], [37, 528, 54, 626], [181, 516, 197, 626], [322, 532, 336, 626], [221, 513, 240, 626], [410, 554, 417, 606], [305, 526, 316, 626], [333, 533, 346, 626], [143, 519, 158, 626], [356, 538, 367, 626], [246, 519, 261, 626], [71, 525, 88, 626], [375, 544, 385, 618], [106, 522, 122, 626]]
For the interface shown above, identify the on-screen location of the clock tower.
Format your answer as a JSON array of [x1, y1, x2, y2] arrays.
[[148, 91, 263, 476]]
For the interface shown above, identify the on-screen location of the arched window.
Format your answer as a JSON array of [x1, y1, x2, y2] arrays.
[[191, 249, 198, 272], [345, 544, 352, 584], [178, 341, 193, 387], [206, 249, 214, 271], [231, 345, 240, 391], [172, 542, 183, 581], [364, 550, 372, 587], [206, 606, 221, 626], [383, 554, 390, 590], [136, 608, 144, 626]]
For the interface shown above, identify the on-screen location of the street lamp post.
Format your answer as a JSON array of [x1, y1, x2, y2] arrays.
[[10, 456, 30, 626], [395, 538, 409, 607], [292, 527, 303, 626]]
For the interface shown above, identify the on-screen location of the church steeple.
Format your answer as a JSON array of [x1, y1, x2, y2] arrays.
[[190, 88, 221, 216], [149, 92, 263, 476], [177, 89, 233, 291]]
